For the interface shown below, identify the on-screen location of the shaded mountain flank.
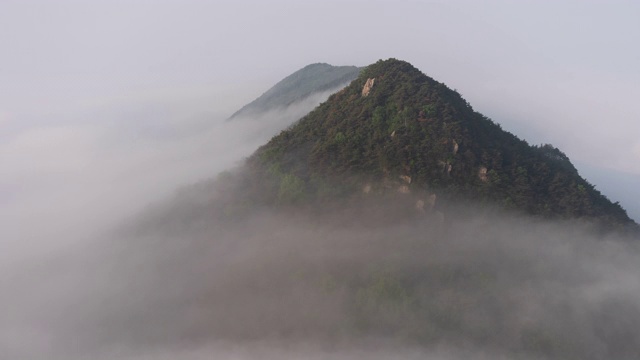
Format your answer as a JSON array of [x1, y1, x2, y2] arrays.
[[241, 59, 636, 232], [228, 63, 361, 120]]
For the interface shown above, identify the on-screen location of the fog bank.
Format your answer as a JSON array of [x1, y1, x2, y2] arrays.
[[3, 186, 639, 359]]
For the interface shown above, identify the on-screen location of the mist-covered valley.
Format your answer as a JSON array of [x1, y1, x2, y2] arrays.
[[3, 1, 640, 358], [3, 79, 640, 360], [0, 85, 345, 358], [5, 172, 640, 359]]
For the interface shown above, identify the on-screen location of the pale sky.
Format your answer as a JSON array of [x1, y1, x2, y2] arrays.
[[1, 0, 639, 219]]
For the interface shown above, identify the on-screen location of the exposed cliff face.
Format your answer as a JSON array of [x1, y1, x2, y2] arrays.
[[362, 78, 375, 97]]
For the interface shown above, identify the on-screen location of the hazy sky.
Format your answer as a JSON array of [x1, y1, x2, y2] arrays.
[[1, 0, 639, 219]]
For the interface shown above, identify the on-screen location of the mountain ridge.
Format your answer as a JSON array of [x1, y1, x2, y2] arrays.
[[228, 63, 361, 120]]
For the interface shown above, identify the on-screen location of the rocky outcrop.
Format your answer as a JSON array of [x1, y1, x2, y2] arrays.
[[478, 167, 488, 182], [399, 175, 412, 184], [362, 78, 375, 97], [438, 160, 453, 176]]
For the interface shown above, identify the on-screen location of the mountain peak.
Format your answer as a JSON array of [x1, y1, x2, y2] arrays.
[[244, 59, 636, 231], [300, 62, 335, 70], [361, 58, 422, 76]]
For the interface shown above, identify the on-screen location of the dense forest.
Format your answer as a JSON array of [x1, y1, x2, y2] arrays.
[[243, 59, 635, 231]]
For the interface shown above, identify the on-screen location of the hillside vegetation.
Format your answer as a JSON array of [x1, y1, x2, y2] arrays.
[[246, 59, 635, 231]]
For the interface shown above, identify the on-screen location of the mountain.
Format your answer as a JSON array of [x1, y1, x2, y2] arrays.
[[244, 59, 636, 231], [119, 59, 640, 360], [228, 63, 361, 120]]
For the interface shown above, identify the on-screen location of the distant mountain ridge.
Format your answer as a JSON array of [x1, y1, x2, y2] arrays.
[[228, 63, 361, 120], [245, 59, 637, 231]]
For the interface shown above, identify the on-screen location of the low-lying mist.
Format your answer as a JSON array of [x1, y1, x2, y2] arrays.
[[0, 86, 339, 268], [5, 184, 640, 359], [2, 87, 639, 359], [0, 85, 345, 358]]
